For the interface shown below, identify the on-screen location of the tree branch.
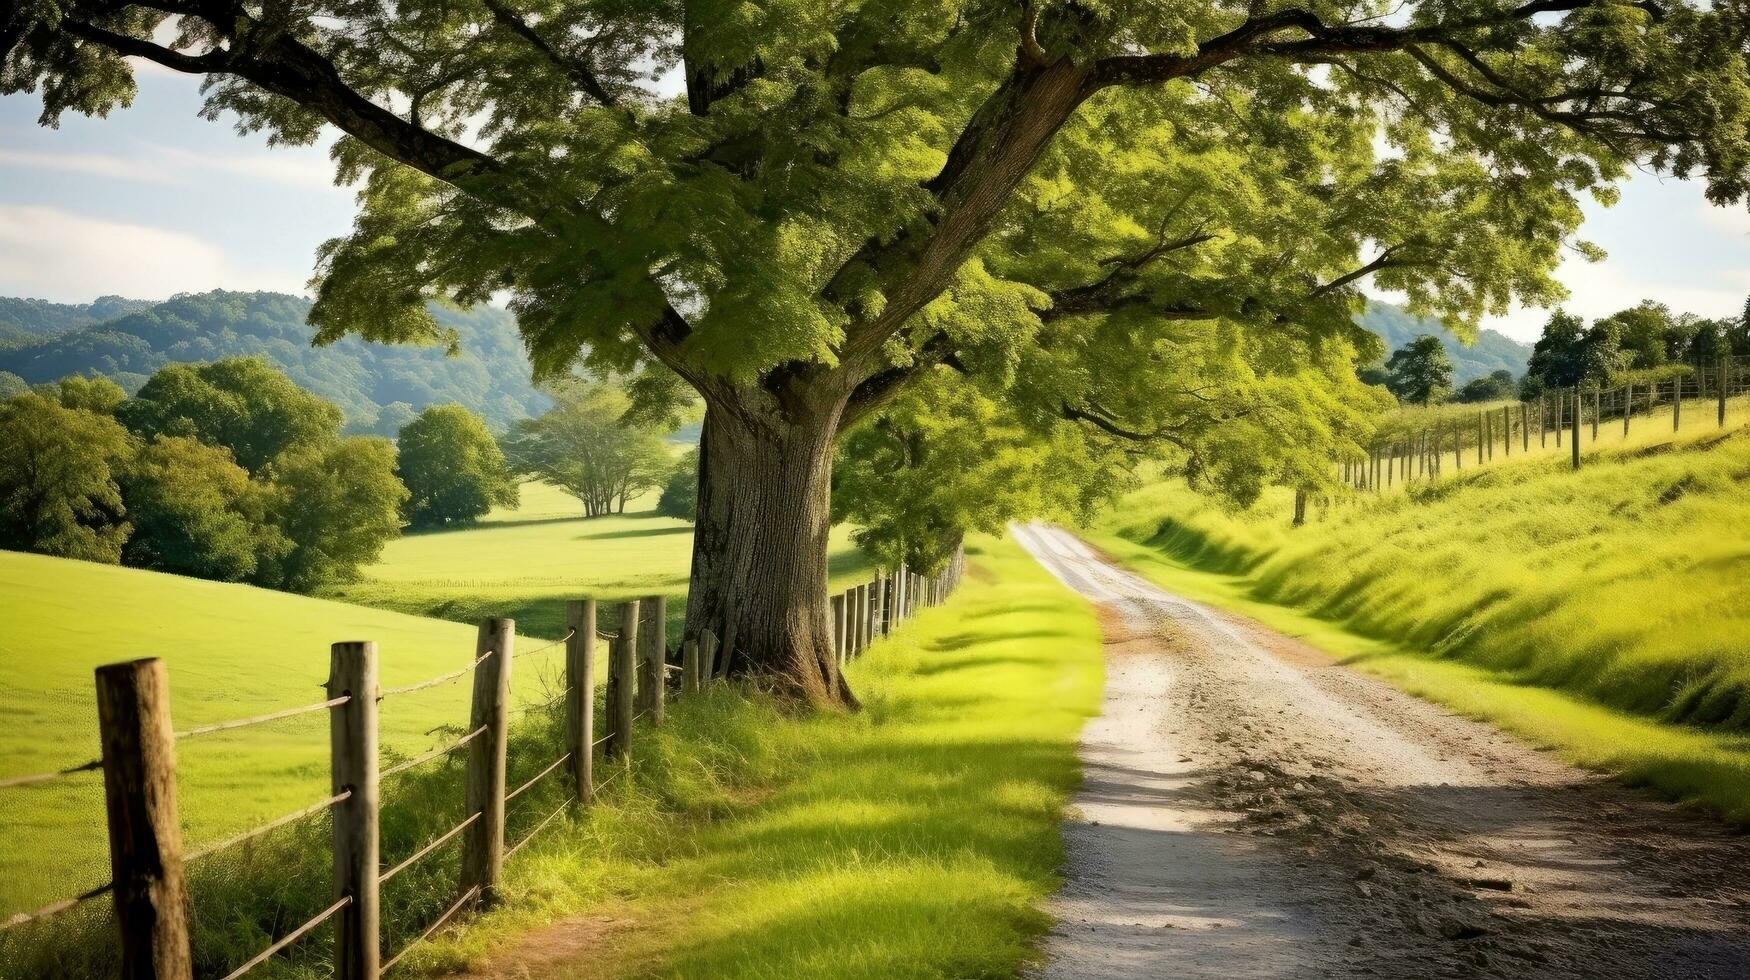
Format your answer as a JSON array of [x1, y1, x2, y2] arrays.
[[481, 0, 619, 108]]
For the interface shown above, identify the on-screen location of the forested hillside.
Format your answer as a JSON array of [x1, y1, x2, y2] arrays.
[[0, 290, 548, 433], [1358, 299, 1532, 382]]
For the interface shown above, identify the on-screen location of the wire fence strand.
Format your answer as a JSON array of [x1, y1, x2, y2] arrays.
[[381, 885, 479, 973], [505, 796, 573, 859], [186, 790, 351, 863], [0, 758, 101, 790], [513, 629, 575, 660], [379, 812, 480, 886], [506, 753, 570, 804], [0, 882, 112, 932], [175, 695, 350, 741], [381, 650, 493, 699], [381, 725, 487, 780], [219, 895, 350, 980]]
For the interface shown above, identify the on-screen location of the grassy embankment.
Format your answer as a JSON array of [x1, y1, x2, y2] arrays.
[[328, 481, 876, 637], [1088, 412, 1750, 820], [2, 533, 1102, 979]]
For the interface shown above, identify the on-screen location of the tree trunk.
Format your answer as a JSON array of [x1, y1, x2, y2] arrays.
[[682, 401, 853, 707]]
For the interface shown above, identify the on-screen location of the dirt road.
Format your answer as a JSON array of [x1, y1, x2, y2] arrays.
[[1012, 521, 1750, 980]]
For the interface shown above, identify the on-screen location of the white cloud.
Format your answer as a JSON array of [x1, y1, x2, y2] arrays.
[[1696, 201, 1750, 238], [0, 149, 175, 183], [0, 205, 234, 301], [147, 143, 342, 190], [0, 142, 341, 190]]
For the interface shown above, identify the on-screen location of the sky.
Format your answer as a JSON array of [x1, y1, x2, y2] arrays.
[[1, 62, 1748, 344]]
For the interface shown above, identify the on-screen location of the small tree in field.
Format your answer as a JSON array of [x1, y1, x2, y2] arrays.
[[504, 382, 671, 517], [1385, 336, 1453, 406], [15, 0, 1748, 701], [397, 404, 519, 528]]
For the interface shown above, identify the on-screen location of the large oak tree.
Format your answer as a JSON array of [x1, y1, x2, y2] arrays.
[[9, 0, 1747, 703]]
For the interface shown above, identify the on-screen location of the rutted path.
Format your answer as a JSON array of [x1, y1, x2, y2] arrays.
[[1013, 521, 1750, 980]]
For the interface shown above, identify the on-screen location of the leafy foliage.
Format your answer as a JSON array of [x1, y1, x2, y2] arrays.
[[0, 291, 550, 434], [120, 435, 282, 581], [1524, 300, 1750, 393], [503, 381, 672, 518], [655, 447, 699, 521], [261, 437, 408, 592], [0, 295, 149, 338], [1452, 369, 1517, 404], [119, 357, 343, 473], [396, 404, 519, 528], [1384, 335, 1454, 406], [0, 393, 132, 562]]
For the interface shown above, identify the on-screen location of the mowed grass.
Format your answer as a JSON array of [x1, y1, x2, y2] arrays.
[[1088, 422, 1750, 820], [0, 551, 583, 919], [392, 531, 1104, 979], [328, 481, 875, 638]]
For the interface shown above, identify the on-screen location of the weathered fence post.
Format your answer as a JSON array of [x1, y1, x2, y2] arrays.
[[700, 629, 719, 683], [852, 584, 867, 655], [1674, 375, 1682, 431], [1554, 391, 1563, 447], [682, 639, 701, 696], [1571, 390, 1582, 470], [1539, 394, 1547, 447], [95, 658, 193, 980], [1624, 383, 1633, 437], [869, 575, 884, 646], [831, 593, 846, 667], [1720, 356, 1730, 427], [1292, 489, 1307, 527], [606, 601, 638, 760], [565, 600, 594, 807], [327, 641, 379, 980], [1503, 406, 1512, 457], [1520, 402, 1529, 451], [1592, 390, 1600, 441], [1477, 412, 1485, 464], [636, 595, 665, 726], [461, 619, 513, 907]]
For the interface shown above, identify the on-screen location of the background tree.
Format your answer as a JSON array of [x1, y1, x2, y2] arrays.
[[656, 447, 700, 521], [0, 372, 26, 400], [43, 374, 127, 413], [1525, 311, 1589, 391], [17, 0, 1749, 702], [259, 438, 408, 592], [1385, 336, 1454, 406], [119, 357, 343, 473], [120, 435, 282, 581], [397, 404, 519, 528], [504, 382, 672, 517], [1594, 301, 1676, 370], [1453, 369, 1517, 403], [0, 393, 131, 562]]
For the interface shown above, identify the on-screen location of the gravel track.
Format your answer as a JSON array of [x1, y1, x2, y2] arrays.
[[1014, 521, 1750, 980]]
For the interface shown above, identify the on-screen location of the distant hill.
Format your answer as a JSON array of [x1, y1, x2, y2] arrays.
[[1357, 300, 1532, 383], [0, 295, 153, 338], [0, 290, 549, 434]]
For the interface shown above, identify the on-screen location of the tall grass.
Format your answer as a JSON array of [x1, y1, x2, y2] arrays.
[[1090, 426, 1750, 818]]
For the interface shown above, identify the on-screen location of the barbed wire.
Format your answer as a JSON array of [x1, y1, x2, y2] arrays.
[[219, 894, 350, 980], [176, 695, 350, 741], [0, 758, 101, 791], [186, 790, 351, 863], [381, 885, 479, 973], [0, 881, 112, 932], [381, 726, 487, 780], [381, 650, 493, 699]]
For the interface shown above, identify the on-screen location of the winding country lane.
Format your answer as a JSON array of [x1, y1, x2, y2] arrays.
[[1013, 521, 1750, 980]]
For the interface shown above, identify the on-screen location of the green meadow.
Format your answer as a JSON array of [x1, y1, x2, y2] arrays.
[[328, 481, 876, 637], [1089, 420, 1750, 820]]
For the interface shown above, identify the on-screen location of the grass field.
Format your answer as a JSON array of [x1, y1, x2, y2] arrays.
[[1088, 421, 1750, 820], [395, 531, 1104, 978], [0, 550, 586, 920], [328, 481, 875, 638]]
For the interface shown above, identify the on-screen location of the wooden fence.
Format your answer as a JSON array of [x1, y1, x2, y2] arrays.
[[1343, 353, 1750, 493], [0, 561, 963, 979]]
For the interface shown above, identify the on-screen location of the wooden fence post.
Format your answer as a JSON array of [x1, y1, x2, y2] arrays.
[[1570, 389, 1581, 469], [565, 601, 594, 807], [1539, 394, 1547, 447], [700, 629, 719, 683], [853, 584, 867, 655], [1624, 383, 1633, 437], [606, 601, 638, 760], [1674, 375, 1682, 431], [636, 596, 665, 726], [870, 575, 884, 645], [461, 619, 513, 907], [1502, 406, 1511, 457], [95, 658, 193, 980], [327, 642, 379, 980], [1520, 402, 1529, 451], [682, 640, 701, 696], [1721, 356, 1730, 427], [1592, 390, 1600, 441], [1477, 412, 1485, 464], [1555, 391, 1563, 447], [1292, 489, 1306, 527], [831, 594, 846, 667]]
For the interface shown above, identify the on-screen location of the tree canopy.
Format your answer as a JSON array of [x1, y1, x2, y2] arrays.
[[0, 392, 132, 563], [119, 357, 343, 472], [1385, 335, 1454, 406], [503, 381, 673, 517], [397, 404, 519, 528], [16, 0, 1749, 699]]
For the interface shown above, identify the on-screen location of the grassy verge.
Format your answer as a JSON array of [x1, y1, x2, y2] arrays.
[[327, 481, 875, 638], [393, 530, 1104, 979], [1086, 426, 1750, 822]]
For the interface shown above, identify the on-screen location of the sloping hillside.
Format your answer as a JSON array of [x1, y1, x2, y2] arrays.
[[1358, 299, 1532, 382], [0, 290, 549, 433], [0, 295, 151, 339]]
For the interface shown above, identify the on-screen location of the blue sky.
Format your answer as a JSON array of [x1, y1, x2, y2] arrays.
[[1, 61, 1747, 343]]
